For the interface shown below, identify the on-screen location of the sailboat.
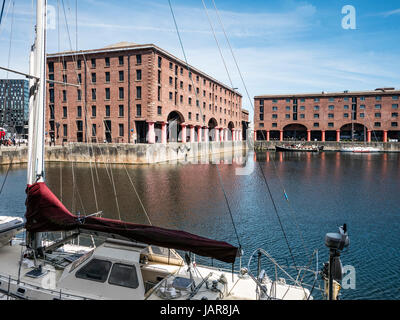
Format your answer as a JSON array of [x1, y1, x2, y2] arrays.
[[0, 0, 350, 300]]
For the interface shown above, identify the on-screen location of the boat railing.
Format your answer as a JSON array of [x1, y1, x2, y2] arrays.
[[246, 248, 322, 298], [0, 273, 93, 300]]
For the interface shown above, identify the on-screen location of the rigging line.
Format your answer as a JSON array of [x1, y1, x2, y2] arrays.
[[70, 147, 76, 214], [58, 0, 102, 210], [28, 0, 34, 62], [6, 0, 14, 80], [68, 144, 87, 215], [123, 164, 153, 226], [206, 1, 305, 258], [60, 163, 62, 202], [210, 0, 310, 262], [256, 166, 309, 302], [73, 165, 86, 215], [200, 0, 234, 89], [76, 52, 114, 185], [75, 0, 78, 51], [257, 162, 299, 271], [210, 0, 252, 112], [0, 0, 10, 36], [299, 249, 316, 284], [88, 155, 99, 212], [83, 119, 103, 209], [168, 0, 241, 249], [269, 158, 310, 257], [0, 0, 6, 26], [0, 154, 13, 196], [203, 0, 301, 265], [57, 0, 60, 53], [0, 0, 17, 197], [215, 165, 241, 247], [109, 161, 123, 223]]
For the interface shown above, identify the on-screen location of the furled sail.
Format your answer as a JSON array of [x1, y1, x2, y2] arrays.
[[25, 182, 238, 263]]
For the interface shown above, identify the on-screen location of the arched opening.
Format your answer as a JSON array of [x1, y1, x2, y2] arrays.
[[228, 121, 235, 141], [283, 124, 307, 141], [340, 123, 367, 142], [208, 118, 218, 141], [167, 111, 185, 142]]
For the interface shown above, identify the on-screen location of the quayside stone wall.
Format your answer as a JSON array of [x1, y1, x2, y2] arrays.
[[0, 141, 248, 166], [0, 146, 28, 165]]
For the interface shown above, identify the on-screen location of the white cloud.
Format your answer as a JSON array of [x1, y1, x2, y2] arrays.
[[382, 8, 400, 17], [1, 0, 399, 122]]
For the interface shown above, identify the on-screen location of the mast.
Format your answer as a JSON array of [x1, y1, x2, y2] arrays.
[[27, 0, 47, 252]]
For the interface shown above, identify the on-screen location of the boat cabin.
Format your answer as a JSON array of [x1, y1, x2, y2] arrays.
[[58, 239, 184, 299]]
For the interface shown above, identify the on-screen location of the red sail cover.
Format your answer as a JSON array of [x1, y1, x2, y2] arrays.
[[26, 183, 238, 264]]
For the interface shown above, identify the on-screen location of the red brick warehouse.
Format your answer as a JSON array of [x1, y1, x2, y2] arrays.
[[254, 88, 400, 143], [46, 42, 247, 145]]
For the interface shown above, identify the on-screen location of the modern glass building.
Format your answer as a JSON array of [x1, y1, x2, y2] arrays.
[[0, 79, 29, 135]]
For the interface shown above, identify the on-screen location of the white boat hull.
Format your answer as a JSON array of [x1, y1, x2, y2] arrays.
[[340, 147, 381, 153], [0, 239, 311, 300]]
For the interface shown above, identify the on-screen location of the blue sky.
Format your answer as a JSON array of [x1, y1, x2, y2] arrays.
[[0, 0, 399, 119]]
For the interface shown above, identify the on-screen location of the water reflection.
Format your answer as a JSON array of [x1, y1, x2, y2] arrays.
[[1, 151, 400, 299]]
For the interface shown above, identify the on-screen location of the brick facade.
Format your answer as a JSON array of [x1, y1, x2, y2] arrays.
[[254, 89, 400, 142], [46, 43, 243, 145]]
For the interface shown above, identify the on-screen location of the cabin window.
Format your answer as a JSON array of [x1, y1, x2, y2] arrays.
[[108, 263, 139, 289], [76, 259, 112, 283]]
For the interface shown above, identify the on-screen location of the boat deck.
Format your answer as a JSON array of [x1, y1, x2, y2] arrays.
[[147, 264, 309, 300], [0, 242, 99, 300]]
